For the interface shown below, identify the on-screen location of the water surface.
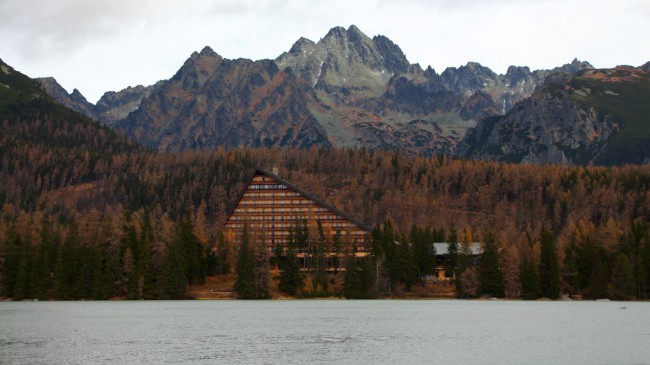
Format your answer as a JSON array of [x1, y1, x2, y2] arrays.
[[1, 300, 649, 364]]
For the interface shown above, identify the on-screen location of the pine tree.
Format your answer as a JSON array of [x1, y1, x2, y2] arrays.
[[410, 225, 436, 281], [520, 258, 540, 300], [2, 228, 23, 298], [278, 249, 302, 296], [234, 222, 256, 299], [561, 238, 580, 296], [343, 256, 375, 299], [539, 227, 560, 299], [393, 236, 417, 292], [139, 209, 156, 298], [610, 253, 635, 300], [478, 232, 505, 298], [13, 237, 31, 300], [343, 255, 361, 298], [445, 225, 459, 281], [162, 238, 188, 299]]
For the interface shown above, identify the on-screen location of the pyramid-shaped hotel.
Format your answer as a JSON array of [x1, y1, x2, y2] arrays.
[[223, 169, 371, 259]]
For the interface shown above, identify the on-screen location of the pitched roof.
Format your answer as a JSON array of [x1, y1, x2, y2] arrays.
[[226, 168, 372, 233]]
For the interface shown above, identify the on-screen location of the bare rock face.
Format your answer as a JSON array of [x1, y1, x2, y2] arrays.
[[95, 83, 161, 126], [640, 61, 650, 73], [114, 47, 330, 151], [37, 77, 161, 126], [457, 66, 650, 165], [37, 77, 96, 118], [38, 25, 618, 163], [276, 25, 407, 98]]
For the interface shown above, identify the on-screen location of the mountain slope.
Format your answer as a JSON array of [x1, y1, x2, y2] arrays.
[[1, 58, 142, 211], [457, 66, 650, 165], [1, 58, 137, 152], [35, 26, 599, 160], [113, 47, 329, 151]]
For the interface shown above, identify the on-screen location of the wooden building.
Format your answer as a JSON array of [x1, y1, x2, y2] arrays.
[[223, 168, 372, 260]]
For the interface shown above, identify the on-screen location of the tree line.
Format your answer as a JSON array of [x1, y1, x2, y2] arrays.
[[231, 218, 650, 300], [2, 123, 650, 299]]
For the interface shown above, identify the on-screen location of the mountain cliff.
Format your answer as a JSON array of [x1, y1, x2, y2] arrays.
[[35, 25, 615, 161], [36, 77, 160, 125], [457, 66, 650, 165], [113, 47, 329, 151]]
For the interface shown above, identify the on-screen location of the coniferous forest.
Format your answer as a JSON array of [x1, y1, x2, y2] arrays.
[[1, 69, 650, 300]]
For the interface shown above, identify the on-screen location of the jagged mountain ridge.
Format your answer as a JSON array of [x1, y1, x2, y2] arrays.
[[37, 25, 596, 157], [113, 47, 330, 150], [457, 66, 650, 165]]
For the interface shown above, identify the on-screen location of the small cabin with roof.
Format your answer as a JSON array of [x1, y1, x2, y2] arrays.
[[432, 242, 482, 281]]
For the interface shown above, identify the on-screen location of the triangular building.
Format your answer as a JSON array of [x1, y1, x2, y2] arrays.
[[223, 168, 371, 260]]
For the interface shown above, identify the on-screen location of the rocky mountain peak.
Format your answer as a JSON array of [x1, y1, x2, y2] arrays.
[[287, 37, 316, 56], [199, 46, 217, 57], [640, 61, 650, 73], [70, 89, 89, 103], [504, 65, 533, 86], [372, 35, 410, 75], [36, 77, 96, 118], [276, 25, 396, 95], [324, 26, 347, 39], [440, 62, 497, 95], [562, 58, 594, 74], [172, 46, 224, 88]]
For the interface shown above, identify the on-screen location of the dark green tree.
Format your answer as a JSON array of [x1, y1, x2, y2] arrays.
[[138, 209, 157, 298], [234, 222, 256, 299], [2, 227, 24, 298], [343, 256, 376, 299], [13, 235, 32, 301], [53, 220, 80, 299], [162, 238, 188, 299], [175, 216, 206, 286], [371, 220, 398, 295], [610, 253, 635, 300], [278, 249, 303, 296], [445, 225, 459, 280], [587, 258, 610, 299], [478, 231, 505, 298], [520, 258, 540, 300], [208, 231, 230, 275], [539, 227, 560, 299], [409, 224, 436, 281], [393, 235, 418, 291], [561, 237, 580, 295]]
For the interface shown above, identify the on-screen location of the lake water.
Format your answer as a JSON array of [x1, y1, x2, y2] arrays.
[[1, 300, 649, 364]]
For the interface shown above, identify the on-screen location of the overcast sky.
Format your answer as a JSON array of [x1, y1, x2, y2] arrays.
[[1, 0, 648, 103]]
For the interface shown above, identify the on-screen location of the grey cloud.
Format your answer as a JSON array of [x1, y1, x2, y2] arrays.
[[0, 0, 162, 59]]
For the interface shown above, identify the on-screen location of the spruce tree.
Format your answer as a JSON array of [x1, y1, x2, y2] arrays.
[[278, 249, 302, 296], [162, 238, 188, 299], [520, 258, 540, 300], [539, 227, 560, 299], [2, 228, 23, 298], [445, 226, 459, 280], [394, 236, 417, 291], [610, 253, 635, 300], [343, 255, 375, 299], [478, 232, 505, 298], [561, 238, 580, 295], [234, 222, 256, 299], [343, 255, 362, 299]]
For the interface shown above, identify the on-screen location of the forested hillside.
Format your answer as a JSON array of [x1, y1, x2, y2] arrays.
[[1, 146, 649, 299], [2, 58, 650, 300]]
